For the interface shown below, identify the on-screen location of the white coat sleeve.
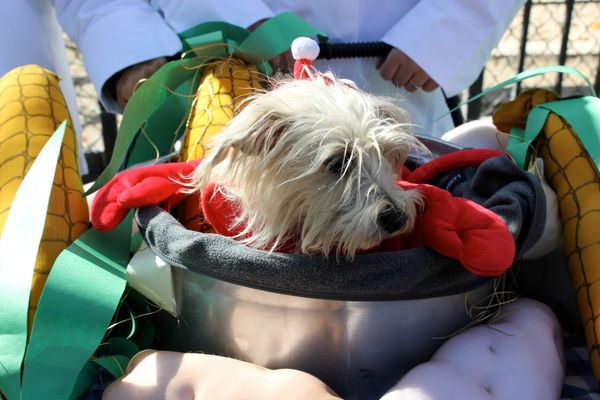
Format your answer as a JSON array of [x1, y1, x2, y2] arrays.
[[214, 1, 275, 28], [50, 0, 182, 112], [382, 0, 525, 97], [169, 0, 276, 31]]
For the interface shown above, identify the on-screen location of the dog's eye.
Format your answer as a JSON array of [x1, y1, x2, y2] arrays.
[[324, 154, 351, 175], [324, 155, 344, 174]]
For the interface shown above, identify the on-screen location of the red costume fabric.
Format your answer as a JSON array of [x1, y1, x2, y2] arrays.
[[91, 160, 200, 232], [91, 149, 515, 276]]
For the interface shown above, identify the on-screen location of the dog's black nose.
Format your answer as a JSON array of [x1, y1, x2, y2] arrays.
[[377, 206, 407, 233]]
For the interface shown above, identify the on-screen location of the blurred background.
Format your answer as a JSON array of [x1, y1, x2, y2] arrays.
[[68, 0, 600, 177]]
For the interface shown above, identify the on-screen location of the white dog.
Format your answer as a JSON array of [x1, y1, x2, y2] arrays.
[[188, 74, 427, 256]]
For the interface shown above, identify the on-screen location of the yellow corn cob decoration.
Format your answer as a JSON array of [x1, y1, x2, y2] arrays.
[[0, 65, 89, 328], [177, 58, 263, 231], [494, 89, 600, 378]]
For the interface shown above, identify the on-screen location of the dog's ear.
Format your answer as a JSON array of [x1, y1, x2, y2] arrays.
[[202, 88, 293, 164], [219, 112, 289, 157], [242, 117, 289, 156], [376, 103, 407, 124]]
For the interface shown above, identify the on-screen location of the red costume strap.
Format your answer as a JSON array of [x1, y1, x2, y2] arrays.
[[404, 148, 504, 183]]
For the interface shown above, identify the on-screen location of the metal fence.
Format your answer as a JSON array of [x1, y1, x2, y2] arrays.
[[466, 0, 600, 119]]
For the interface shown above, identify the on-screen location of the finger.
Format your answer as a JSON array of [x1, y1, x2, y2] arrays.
[[411, 71, 439, 92], [379, 50, 405, 81], [116, 76, 136, 109], [393, 65, 417, 89], [117, 96, 128, 110], [91, 203, 129, 232], [410, 71, 429, 88], [422, 79, 439, 92], [403, 80, 418, 93], [404, 70, 428, 93]]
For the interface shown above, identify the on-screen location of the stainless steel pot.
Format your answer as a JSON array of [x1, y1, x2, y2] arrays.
[[152, 136, 491, 399], [158, 269, 491, 400]]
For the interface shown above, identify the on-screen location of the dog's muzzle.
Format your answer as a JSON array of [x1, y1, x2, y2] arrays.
[[377, 205, 408, 234]]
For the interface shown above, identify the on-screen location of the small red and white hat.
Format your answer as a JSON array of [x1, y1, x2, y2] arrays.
[[290, 37, 356, 87], [291, 36, 321, 80]]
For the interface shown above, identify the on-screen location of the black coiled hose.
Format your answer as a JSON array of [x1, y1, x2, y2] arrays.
[[317, 42, 392, 59]]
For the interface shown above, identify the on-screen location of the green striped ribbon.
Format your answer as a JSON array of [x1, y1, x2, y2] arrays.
[[5, 14, 324, 400], [20, 216, 131, 399], [437, 65, 597, 168], [507, 94, 600, 169], [0, 122, 67, 399], [86, 12, 324, 196]]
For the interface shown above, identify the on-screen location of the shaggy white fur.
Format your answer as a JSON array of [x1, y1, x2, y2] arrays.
[[188, 74, 427, 256]]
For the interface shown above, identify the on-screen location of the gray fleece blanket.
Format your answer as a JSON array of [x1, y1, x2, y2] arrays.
[[136, 154, 546, 301], [430, 154, 547, 259]]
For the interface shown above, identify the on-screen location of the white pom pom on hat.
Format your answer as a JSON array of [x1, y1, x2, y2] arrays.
[[291, 37, 320, 80], [290, 36, 356, 87], [291, 36, 320, 61]]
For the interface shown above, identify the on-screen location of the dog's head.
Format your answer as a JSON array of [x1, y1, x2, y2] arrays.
[[189, 74, 427, 256]]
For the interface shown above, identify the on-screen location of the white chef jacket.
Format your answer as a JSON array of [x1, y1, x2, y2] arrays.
[[54, 0, 525, 137], [51, 0, 182, 115], [0, 0, 88, 174]]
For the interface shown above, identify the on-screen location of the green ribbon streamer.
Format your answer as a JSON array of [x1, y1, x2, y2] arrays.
[[86, 13, 324, 195], [4, 15, 325, 400], [85, 60, 201, 194], [67, 338, 139, 399], [125, 76, 197, 167], [436, 65, 598, 169], [0, 122, 67, 400], [68, 362, 99, 400], [20, 217, 131, 400], [507, 96, 600, 168], [437, 65, 596, 124], [11, 16, 325, 399], [506, 107, 551, 168], [89, 336, 143, 379], [234, 12, 325, 65], [102, 337, 140, 360], [179, 22, 248, 54], [91, 355, 130, 380]]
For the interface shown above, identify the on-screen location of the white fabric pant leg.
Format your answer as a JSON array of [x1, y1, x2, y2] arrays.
[[380, 298, 565, 400], [0, 0, 89, 175], [440, 117, 508, 150]]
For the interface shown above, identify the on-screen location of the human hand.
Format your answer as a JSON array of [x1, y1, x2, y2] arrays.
[[116, 57, 168, 109], [378, 48, 439, 93], [247, 19, 294, 73]]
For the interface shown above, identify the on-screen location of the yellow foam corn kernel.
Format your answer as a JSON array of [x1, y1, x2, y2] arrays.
[[494, 89, 600, 380], [180, 58, 263, 162], [0, 65, 89, 328], [178, 58, 263, 231], [538, 112, 600, 378]]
